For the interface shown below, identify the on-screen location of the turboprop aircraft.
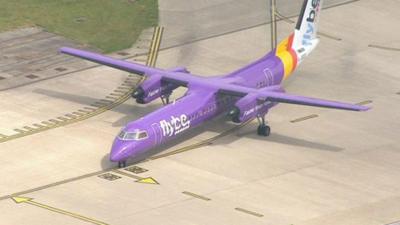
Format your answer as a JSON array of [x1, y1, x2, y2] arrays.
[[61, 0, 369, 167]]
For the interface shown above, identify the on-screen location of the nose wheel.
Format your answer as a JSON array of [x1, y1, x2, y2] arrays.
[[118, 161, 127, 168], [257, 115, 271, 137]]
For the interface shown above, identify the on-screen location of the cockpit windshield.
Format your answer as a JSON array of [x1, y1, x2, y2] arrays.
[[118, 129, 148, 141]]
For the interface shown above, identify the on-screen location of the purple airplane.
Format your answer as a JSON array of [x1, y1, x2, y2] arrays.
[[61, 0, 369, 167]]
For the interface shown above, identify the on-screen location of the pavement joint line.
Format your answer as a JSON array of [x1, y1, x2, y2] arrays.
[[368, 44, 400, 52], [234, 207, 264, 217], [290, 114, 319, 123], [182, 191, 211, 201]]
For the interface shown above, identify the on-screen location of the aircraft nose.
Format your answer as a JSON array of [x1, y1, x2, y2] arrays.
[[109, 140, 135, 162]]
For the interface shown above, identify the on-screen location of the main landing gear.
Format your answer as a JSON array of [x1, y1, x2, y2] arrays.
[[257, 115, 271, 137], [118, 161, 127, 168]]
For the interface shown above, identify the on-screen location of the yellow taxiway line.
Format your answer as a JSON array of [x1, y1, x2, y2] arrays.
[[12, 196, 109, 225]]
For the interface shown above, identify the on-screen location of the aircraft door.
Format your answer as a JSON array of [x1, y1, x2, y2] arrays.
[[151, 123, 163, 146]]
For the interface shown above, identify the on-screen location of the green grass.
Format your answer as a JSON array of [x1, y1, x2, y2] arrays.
[[0, 0, 158, 53]]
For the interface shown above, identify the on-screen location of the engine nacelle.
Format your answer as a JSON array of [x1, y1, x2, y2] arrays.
[[132, 75, 176, 104], [228, 93, 272, 123]]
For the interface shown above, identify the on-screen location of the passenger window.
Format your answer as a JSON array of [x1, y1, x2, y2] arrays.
[[137, 131, 148, 140]]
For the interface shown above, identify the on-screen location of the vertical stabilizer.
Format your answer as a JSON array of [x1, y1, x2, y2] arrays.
[[292, 0, 324, 60]]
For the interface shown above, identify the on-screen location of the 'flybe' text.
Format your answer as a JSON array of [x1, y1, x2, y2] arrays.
[[160, 114, 190, 137], [303, 0, 320, 46]]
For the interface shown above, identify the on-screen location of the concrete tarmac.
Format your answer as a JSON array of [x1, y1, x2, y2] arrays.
[[0, 0, 400, 225]]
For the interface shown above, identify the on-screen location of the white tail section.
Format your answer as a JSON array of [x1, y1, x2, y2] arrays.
[[292, 0, 324, 61]]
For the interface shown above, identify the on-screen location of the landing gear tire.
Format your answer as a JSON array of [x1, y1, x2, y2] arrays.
[[256, 114, 271, 137], [118, 161, 127, 168], [257, 125, 271, 136]]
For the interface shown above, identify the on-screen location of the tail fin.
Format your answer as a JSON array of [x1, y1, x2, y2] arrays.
[[292, 0, 323, 59], [275, 0, 324, 79]]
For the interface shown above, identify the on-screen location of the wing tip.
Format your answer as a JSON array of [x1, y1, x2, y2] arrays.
[[59, 46, 72, 54], [359, 106, 371, 111]]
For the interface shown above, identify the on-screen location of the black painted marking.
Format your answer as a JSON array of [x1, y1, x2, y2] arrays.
[[98, 173, 121, 181], [55, 67, 68, 72], [369, 44, 400, 52], [124, 166, 148, 174], [26, 74, 39, 79], [235, 208, 264, 217], [291, 114, 319, 123], [182, 191, 211, 201], [117, 52, 130, 56]]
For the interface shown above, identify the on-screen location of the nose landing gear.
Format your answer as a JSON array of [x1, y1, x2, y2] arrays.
[[257, 115, 271, 137], [161, 94, 171, 105], [118, 161, 127, 168]]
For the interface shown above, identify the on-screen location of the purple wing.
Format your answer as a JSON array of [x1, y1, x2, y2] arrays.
[[257, 91, 370, 111], [60, 47, 162, 75]]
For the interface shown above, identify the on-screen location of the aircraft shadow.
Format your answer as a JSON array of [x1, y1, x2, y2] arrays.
[[227, 129, 344, 152], [34, 88, 160, 127]]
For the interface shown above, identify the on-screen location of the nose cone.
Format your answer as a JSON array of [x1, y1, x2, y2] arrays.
[[109, 138, 135, 162]]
